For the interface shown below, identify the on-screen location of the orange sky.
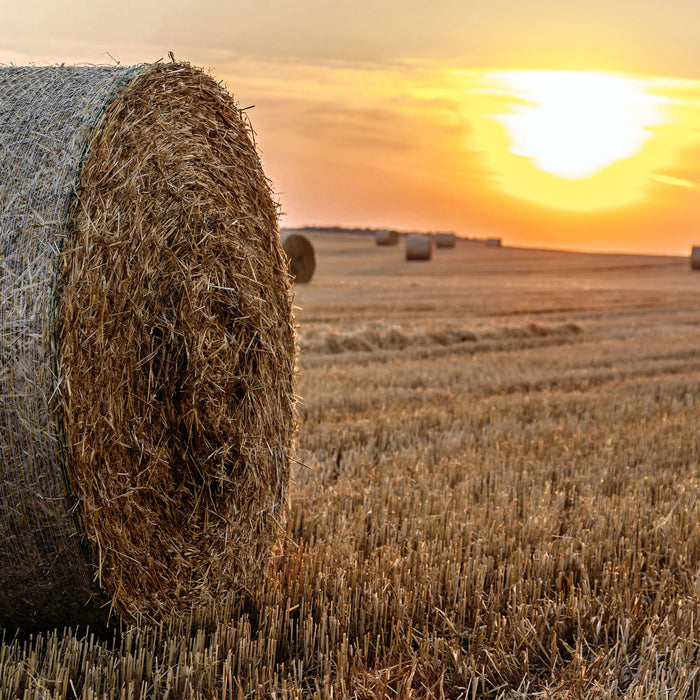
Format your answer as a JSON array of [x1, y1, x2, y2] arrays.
[[4, 1, 700, 254]]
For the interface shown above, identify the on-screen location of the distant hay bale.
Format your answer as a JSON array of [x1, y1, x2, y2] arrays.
[[375, 229, 399, 246], [0, 62, 296, 631], [280, 232, 316, 283], [486, 237, 502, 247], [691, 246, 700, 270], [434, 232, 456, 249], [405, 234, 433, 261]]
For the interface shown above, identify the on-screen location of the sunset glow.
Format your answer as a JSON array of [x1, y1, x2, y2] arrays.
[[492, 71, 666, 179], [462, 70, 700, 215], [4, 0, 700, 253]]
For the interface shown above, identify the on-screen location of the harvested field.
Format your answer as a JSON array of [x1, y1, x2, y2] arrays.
[[3, 232, 700, 698]]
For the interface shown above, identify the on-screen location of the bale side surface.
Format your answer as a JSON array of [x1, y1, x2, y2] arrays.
[[405, 234, 433, 261], [280, 232, 316, 283], [0, 65, 142, 631]]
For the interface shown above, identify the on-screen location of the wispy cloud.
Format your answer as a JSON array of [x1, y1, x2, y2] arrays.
[[650, 174, 698, 189]]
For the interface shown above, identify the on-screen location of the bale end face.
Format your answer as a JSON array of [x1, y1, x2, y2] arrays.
[[280, 232, 316, 283]]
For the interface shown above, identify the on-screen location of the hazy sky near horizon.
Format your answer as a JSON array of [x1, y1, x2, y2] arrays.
[[4, 0, 700, 254]]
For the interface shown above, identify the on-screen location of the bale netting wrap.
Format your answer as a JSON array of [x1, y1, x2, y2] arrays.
[[691, 246, 700, 270], [280, 231, 316, 283], [0, 62, 296, 631], [375, 229, 399, 246], [405, 234, 433, 261]]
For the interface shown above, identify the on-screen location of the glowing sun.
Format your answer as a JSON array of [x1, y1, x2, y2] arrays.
[[464, 69, 697, 211], [492, 71, 667, 179]]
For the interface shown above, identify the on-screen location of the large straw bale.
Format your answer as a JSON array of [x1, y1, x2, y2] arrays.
[[434, 232, 456, 249], [485, 237, 502, 247], [0, 62, 296, 631], [691, 246, 700, 270], [375, 229, 399, 246], [280, 231, 316, 283], [405, 234, 433, 261]]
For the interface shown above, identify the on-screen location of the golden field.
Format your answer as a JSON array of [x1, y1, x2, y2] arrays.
[[3, 232, 700, 698]]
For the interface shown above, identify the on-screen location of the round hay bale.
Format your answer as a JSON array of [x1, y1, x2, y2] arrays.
[[434, 232, 456, 249], [405, 234, 433, 261], [691, 246, 700, 270], [280, 231, 316, 283], [375, 229, 399, 246], [0, 62, 296, 630]]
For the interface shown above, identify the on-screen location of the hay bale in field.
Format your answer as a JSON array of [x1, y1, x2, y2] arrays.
[[0, 62, 296, 631], [485, 237, 502, 247], [434, 232, 456, 249], [405, 234, 433, 261], [280, 231, 316, 283], [375, 229, 399, 246], [691, 246, 700, 270]]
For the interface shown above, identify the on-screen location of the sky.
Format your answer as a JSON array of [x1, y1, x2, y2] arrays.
[[3, 0, 700, 254]]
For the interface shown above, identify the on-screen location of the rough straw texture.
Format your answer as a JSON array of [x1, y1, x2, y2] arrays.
[[405, 234, 433, 261], [0, 62, 296, 630], [280, 232, 316, 283]]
